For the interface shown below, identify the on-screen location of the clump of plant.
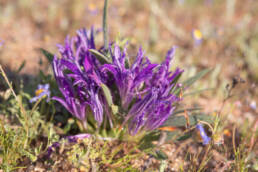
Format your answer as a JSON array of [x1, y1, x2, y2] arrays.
[[51, 27, 183, 138], [40, 0, 213, 160], [0, 0, 215, 170]]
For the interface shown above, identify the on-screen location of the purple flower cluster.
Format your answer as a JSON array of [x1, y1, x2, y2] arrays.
[[52, 28, 183, 135], [52, 28, 107, 127]]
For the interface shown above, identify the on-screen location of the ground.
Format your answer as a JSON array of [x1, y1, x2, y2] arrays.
[[0, 0, 257, 171]]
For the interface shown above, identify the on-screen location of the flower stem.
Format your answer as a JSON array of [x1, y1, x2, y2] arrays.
[[103, 0, 109, 52]]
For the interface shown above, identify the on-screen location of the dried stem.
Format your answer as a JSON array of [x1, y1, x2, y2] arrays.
[[0, 65, 29, 148]]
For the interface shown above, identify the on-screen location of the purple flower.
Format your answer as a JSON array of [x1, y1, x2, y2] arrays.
[[103, 45, 183, 135], [46, 142, 60, 157], [126, 48, 183, 134], [52, 28, 107, 126], [30, 84, 50, 103], [52, 27, 183, 135], [196, 124, 211, 145], [101, 45, 158, 109]]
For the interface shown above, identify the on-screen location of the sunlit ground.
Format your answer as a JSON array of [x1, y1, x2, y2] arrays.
[[0, 0, 257, 171]]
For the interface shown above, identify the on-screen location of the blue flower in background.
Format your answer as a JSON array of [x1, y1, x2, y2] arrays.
[[196, 124, 211, 145], [30, 84, 50, 103]]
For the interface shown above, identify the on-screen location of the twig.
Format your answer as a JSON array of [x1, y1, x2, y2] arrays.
[[212, 149, 233, 171], [232, 125, 240, 171], [29, 98, 42, 117], [199, 120, 215, 134], [171, 139, 192, 160], [216, 77, 245, 126], [232, 125, 237, 155], [198, 144, 211, 171], [247, 119, 258, 154]]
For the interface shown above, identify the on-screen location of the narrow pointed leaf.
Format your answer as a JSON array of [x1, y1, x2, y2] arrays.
[[165, 130, 181, 142], [176, 132, 192, 141], [40, 48, 54, 63], [162, 113, 214, 127], [174, 68, 212, 95], [100, 83, 113, 106], [89, 49, 112, 64], [153, 150, 168, 160], [165, 130, 192, 142], [183, 88, 214, 97], [172, 107, 202, 115], [139, 131, 161, 150], [16, 60, 26, 73], [183, 68, 212, 88]]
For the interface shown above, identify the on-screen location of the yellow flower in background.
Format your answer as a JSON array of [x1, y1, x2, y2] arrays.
[[192, 29, 203, 45], [88, 3, 96, 11], [88, 3, 98, 15], [193, 29, 202, 39], [35, 88, 45, 96]]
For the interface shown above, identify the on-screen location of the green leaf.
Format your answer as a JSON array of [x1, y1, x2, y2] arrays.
[[183, 88, 214, 97], [139, 131, 160, 150], [172, 107, 202, 115], [111, 104, 118, 114], [183, 68, 212, 87], [40, 48, 54, 63], [152, 150, 168, 160], [165, 130, 181, 142], [165, 130, 193, 142], [174, 68, 212, 95], [176, 131, 192, 141], [140, 131, 161, 143], [23, 150, 37, 162], [16, 60, 26, 74], [89, 49, 112, 64], [100, 83, 113, 106], [125, 57, 130, 69], [163, 113, 214, 127], [139, 142, 155, 151], [170, 72, 183, 93]]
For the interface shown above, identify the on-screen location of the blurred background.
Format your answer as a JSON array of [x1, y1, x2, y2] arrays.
[[0, 0, 257, 125]]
